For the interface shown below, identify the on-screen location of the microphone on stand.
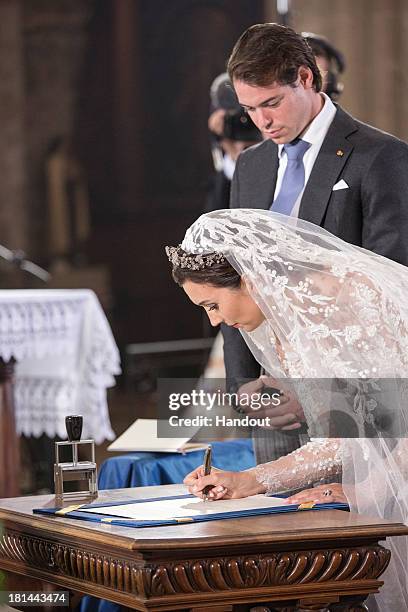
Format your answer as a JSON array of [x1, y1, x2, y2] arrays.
[[0, 244, 51, 283]]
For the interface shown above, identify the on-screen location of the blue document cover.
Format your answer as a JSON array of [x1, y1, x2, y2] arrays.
[[33, 493, 349, 528]]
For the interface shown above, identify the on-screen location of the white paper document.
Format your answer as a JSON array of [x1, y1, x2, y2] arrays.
[[82, 494, 287, 521], [108, 418, 206, 453]]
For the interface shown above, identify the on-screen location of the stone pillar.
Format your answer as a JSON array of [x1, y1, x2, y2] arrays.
[[23, 0, 93, 261], [0, 0, 27, 253], [112, 0, 143, 213], [290, 0, 408, 140]]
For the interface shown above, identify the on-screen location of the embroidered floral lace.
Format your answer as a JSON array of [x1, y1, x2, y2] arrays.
[[252, 438, 342, 494], [181, 209, 408, 610]]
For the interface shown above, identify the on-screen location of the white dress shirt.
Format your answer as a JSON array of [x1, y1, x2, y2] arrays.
[[273, 92, 337, 217], [223, 153, 236, 181]]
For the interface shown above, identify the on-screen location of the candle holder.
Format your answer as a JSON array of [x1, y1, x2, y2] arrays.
[[54, 415, 98, 502]]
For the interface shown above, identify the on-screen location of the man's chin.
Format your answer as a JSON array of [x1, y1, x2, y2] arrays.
[[263, 129, 286, 143]]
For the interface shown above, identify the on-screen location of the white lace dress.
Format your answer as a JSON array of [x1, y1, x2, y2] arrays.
[[253, 438, 342, 494], [180, 208, 408, 610]]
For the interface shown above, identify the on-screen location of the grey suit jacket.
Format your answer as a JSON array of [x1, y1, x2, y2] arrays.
[[223, 105, 408, 463]]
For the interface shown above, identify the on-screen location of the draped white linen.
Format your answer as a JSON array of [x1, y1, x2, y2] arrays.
[[0, 289, 120, 443]]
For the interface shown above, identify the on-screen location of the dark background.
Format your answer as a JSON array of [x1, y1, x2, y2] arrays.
[[0, 0, 407, 352], [77, 0, 264, 345]]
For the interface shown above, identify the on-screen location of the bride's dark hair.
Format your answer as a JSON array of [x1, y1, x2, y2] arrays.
[[168, 247, 241, 289]]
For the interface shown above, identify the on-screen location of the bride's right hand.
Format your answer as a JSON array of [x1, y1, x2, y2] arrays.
[[183, 466, 265, 500]]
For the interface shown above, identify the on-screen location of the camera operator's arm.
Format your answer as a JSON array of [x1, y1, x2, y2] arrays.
[[208, 109, 225, 137]]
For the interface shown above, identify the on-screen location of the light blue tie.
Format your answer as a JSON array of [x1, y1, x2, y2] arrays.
[[271, 138, 311, 215]]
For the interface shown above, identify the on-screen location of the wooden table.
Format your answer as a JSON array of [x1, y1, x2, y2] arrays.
[[0, 485, 407, 611]]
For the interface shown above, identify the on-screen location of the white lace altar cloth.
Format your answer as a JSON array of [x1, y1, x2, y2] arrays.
[[0, 289, 121, 443]]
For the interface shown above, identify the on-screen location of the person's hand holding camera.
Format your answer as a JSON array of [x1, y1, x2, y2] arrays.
[[208, 109, 260, 162], [208, 109, 226, 137]]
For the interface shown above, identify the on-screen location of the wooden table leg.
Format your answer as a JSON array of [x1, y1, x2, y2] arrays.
[[0, 358, 20, 498]]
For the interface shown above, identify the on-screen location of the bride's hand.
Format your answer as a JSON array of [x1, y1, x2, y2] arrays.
[[285, 483, 347, 505], [184, 466, 265, 500]]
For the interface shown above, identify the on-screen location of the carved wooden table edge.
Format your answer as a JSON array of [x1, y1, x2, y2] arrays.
[[0, 491, 407, 611]]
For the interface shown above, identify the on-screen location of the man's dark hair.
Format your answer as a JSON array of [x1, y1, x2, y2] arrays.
[[227, 23, 322, 92]]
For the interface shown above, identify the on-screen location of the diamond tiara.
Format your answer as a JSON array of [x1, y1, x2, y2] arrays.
[[165, 245, 226, 270]]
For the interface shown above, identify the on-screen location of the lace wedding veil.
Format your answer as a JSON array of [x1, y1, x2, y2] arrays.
[[180, 208, 408, 610]]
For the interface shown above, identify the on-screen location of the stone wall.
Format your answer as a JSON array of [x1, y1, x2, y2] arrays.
[[0, 0, 92, 269], [265, 0, 408, 139], [0, 1, 26, 252]]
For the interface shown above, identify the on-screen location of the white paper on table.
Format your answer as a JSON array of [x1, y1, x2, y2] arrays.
[[81, 494, 287, 521], [107, 418, 206, 453]]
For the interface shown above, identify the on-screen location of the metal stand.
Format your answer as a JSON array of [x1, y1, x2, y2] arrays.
[[54, 439, 98, 502]]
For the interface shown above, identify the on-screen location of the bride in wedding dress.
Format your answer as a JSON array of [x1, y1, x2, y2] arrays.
[[166, 208, 408, 611]]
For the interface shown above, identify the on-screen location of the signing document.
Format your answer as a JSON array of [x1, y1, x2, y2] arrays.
[[81, 494, 287, 521]]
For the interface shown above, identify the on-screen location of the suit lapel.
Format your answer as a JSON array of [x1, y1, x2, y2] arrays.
[[251, 140, 279, 210], [298, 107, 358, 225]]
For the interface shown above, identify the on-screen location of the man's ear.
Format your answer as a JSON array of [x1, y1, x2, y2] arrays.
[[298, 65, 314, 89]]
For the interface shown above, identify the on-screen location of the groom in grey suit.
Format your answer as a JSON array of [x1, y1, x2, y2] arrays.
[[222, 23, 408, 464]]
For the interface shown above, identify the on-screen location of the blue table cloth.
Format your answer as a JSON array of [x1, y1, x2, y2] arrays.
[[78, 439, 254, 612], [98, 438, 255, 488]]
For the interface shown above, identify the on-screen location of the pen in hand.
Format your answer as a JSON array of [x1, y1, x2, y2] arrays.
[[202, 444, 213, 502]]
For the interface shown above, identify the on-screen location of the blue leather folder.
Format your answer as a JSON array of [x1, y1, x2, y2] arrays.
[[33, 493, 349, 528]]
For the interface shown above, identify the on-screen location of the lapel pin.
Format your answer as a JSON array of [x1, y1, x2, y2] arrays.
[[336, 149, 344, 157]]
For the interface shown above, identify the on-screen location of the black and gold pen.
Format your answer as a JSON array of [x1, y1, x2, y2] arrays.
[[202, 444, 212, 502]]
